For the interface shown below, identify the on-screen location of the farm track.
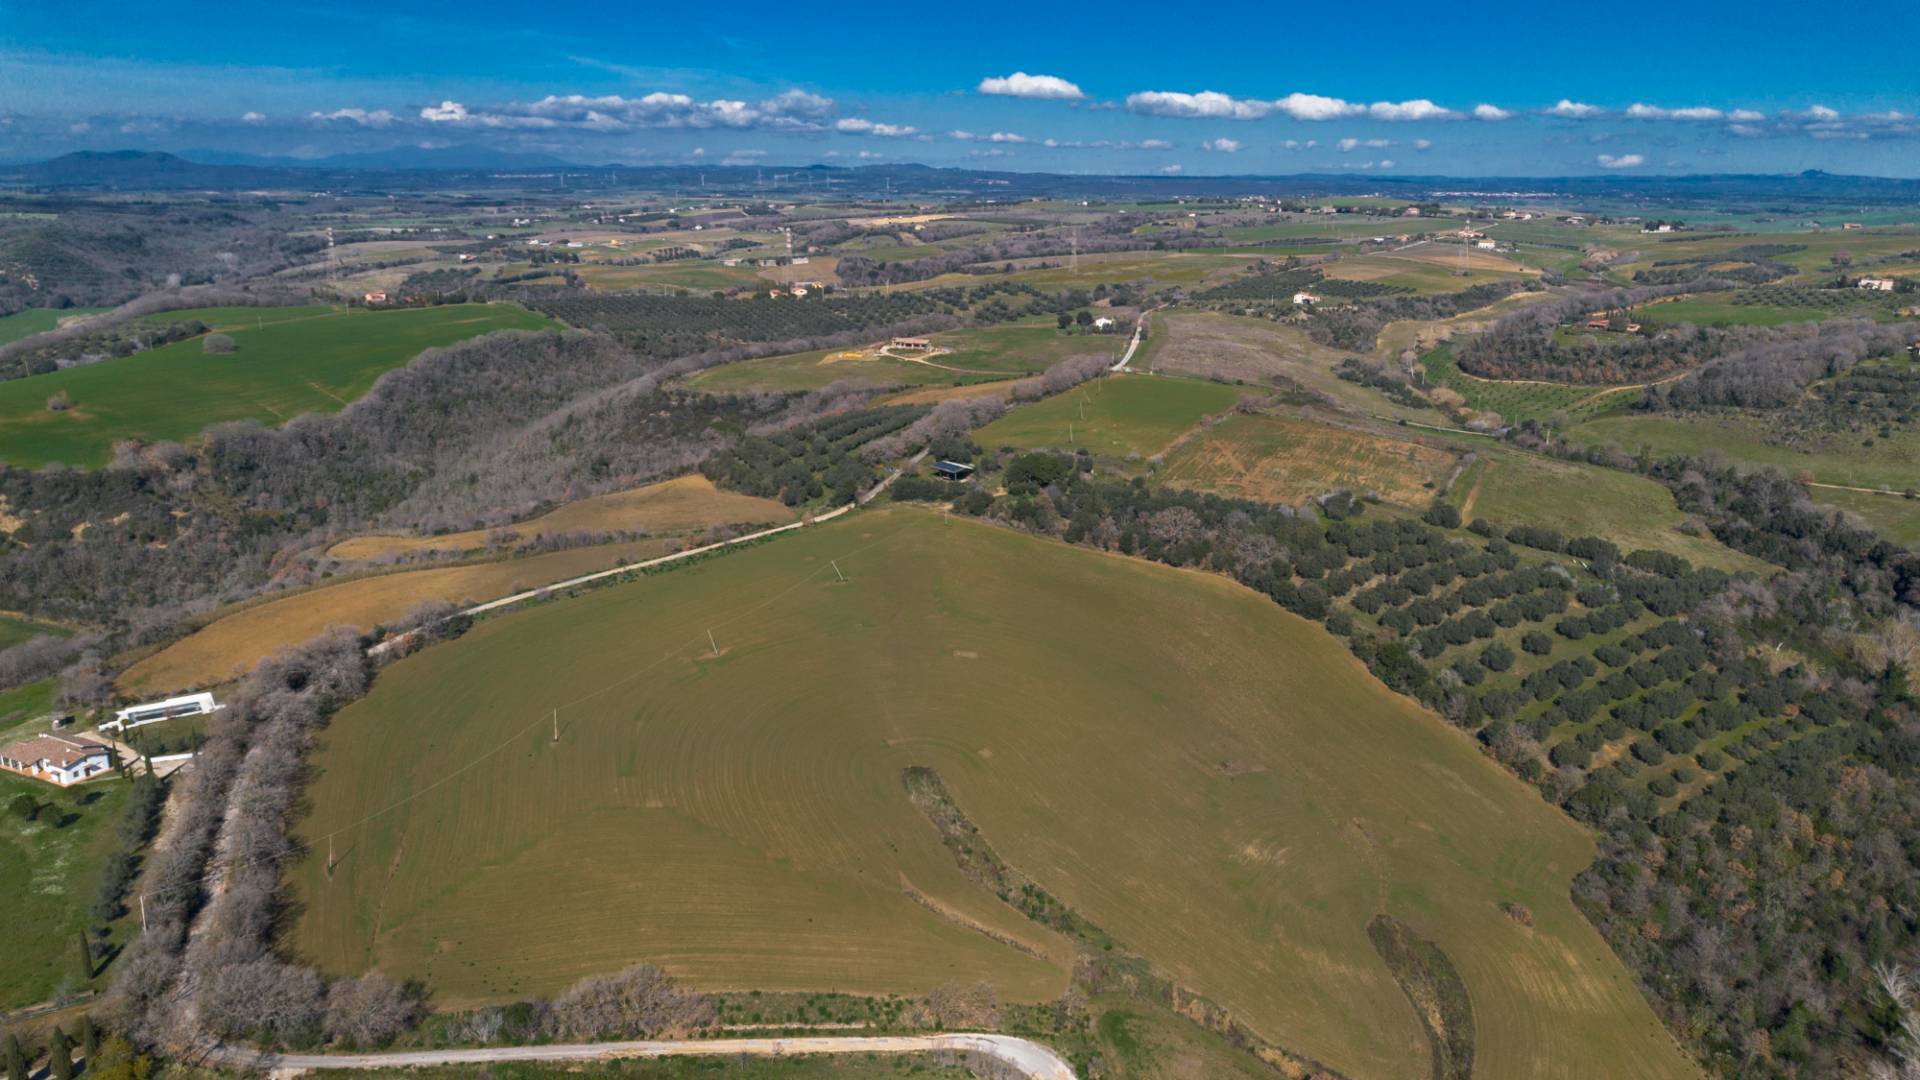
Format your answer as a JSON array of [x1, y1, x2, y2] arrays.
[[204, 1033, 1077, 1078], [379, 450, 925, 649]]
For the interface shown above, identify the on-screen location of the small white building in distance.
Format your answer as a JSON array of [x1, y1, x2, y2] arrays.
[[363, 291, 388, 304], [106, 691, 220, 733], [1293, 291, 1320, 306], [1, 733, 114, 787], [1476, 240, 1498, 250], [1859, 277, 1897, 292], [1092, 316, 1116, 331]]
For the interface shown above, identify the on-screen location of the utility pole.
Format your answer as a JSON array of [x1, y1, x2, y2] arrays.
[[551, 709, 559, 743], [831, 560, 846, 582], [139, 894, 147, 933], [708, 629, 720, 656]]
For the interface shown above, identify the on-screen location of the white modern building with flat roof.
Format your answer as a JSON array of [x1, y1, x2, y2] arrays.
[[106, 692, 221, 732]]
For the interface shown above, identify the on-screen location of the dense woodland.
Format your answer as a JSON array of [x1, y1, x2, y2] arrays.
[[0, 204, 317, 312]]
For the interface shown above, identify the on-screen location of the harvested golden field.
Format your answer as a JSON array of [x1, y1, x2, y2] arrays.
[[1160, 413, 1460, 506], [327, 476, 792, 561], [119, 538, 673, 695], [290, 508, 1694, 1079]]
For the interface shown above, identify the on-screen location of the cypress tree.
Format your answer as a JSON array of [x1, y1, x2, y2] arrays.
[[74, 930, 93, 979], [78, 1016, 98, 1060], [4, 1033, 26, 1080], [48, 1028, 71, 1080]]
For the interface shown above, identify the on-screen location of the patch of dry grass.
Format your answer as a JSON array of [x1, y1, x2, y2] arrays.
[[327, 476, 792, 562]]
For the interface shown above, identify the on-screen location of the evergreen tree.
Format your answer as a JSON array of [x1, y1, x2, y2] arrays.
[[78, 1015, 97, 1060], [48, 1028, 71, 1080], [4, 1034, 27, 1080], [74, 930, 93, 979]]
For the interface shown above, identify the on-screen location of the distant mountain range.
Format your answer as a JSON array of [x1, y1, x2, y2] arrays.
[[6, 149, 1920, 205]]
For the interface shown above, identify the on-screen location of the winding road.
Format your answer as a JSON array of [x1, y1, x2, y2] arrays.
[[206, 1033, 1076, 1078]]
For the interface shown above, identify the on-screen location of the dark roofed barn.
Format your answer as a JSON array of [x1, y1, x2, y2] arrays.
[[932, 460, 975, 481]]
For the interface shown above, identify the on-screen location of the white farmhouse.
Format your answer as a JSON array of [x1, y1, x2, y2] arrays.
[[1, 733, 114, 787], [1859, 277, 1897, 292], [1293, 291, 1320, 306]]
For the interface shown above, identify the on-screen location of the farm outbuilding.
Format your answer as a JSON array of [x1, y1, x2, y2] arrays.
[[891, 336, 933, 351], [932, 460, 975, 481]]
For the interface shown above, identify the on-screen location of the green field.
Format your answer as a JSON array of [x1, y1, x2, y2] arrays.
[[0, 307, 107, 344], [684, 322, 1108, 396], [0, 767, 129, 1009], [1568, 412, 1920, 491], [1449, 448, 1769, 574], [1808, 487, 1920, 548], [140, 304, 336, 330], [0, 303, 555, 468], [0, 613, 69, 652], [973, 374, 1244, 459], [291, 508, 1693, 1080], [1421, 344, 1636, 426]]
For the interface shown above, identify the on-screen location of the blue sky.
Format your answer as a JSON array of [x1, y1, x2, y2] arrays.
[[3, 0, 1918, 175]]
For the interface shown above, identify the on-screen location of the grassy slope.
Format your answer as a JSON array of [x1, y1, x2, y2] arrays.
[[973, 375, 1244, 459], [0, 303, 555, 468], [289, 508, 1693, 1080], [1569, 413, 1920, 491], [684, 322, 1106, 396], [0, 307, 108, 344], [0, 612, 69, 652], [0, 770, 128, 1009], [1450, 449, 1769, 574], [1159, 412, 1458, 507]]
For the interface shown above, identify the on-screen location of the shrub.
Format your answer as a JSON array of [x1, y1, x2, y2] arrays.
[[203, 334, 237, 354], [1520, 630, 1553, 656]]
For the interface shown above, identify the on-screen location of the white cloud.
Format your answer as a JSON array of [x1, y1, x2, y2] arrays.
[[1413, 138, 1432, 150], [1159, 164, 1183, 174], [1806, 104, 1840, 120], [1547, 99, 1603, 118], [1472, 103, 1513, 121], [1729, 124, 1765, 138], [1127, 89, 1273, 120], [1596, 153, 1645, 169], [1626, 103, 1723, 120], [1137, 138, 1172, 150], [68, 121, 91, 134], [1337, 137, 1392, 152], [1126, 88, 1460, 122], [418, 90, 833, 133], [310, 107, 395, 127], [240, 111, 266, 123], [968, 148, 1014, 158], [977, 72, 1084, 100], [836, 117, 918, 137], [1274, 92, 1361, 120], [950, 129, 1028, 143], [1201, 137, 1242, 152], [1728, 109, 1766, 122], [1367, 99, 1458, 121], [1040, 137, 1172, 150], [1378, 159, 1395, 168]]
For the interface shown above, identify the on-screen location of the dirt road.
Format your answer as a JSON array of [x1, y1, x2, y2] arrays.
[[207, 1033, 1077, 1078]]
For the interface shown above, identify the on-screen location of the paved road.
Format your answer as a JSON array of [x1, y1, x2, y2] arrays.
[[207, 1033, 1076, 1078]]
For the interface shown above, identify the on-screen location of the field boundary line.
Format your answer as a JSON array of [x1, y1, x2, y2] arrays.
[[204, 1033, 1076, 1078]]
